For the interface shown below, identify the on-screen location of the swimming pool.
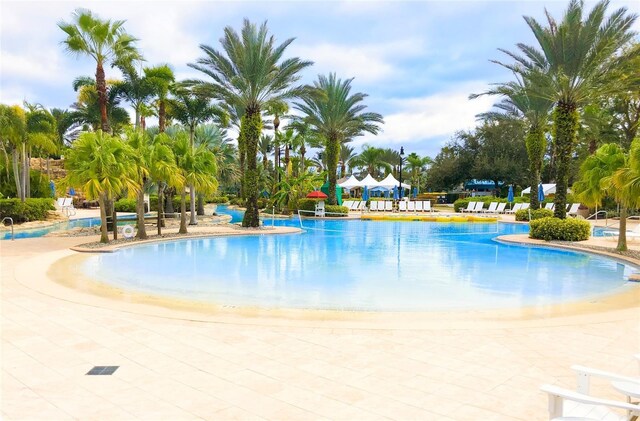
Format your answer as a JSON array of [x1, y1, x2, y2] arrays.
[[1, 217, 102, 240], [82, 219, 637, 311]]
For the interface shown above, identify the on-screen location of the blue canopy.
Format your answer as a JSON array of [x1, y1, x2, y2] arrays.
[[362, 186, 369, 202], [384, 190, 390, 198], [507, 185, 514, 203], [538, 183, 545, 202]]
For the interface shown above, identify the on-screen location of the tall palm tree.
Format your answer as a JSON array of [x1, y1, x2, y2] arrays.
[[472, 78, 552, 209], [169, 85, 222, 225], [266, 101, 289, 172], [50, 108, 81, 146], [405, 152, 433, 193], [144, 64, 175, 133], [115, 61, 154, 129], [295, 74, 383, 204], [59, 9, 140, 133], [339, 144, 357, 176], [188, 19, 312, 227], [63, 130, 138, 243], [610, 139, 640, 251], [71, 76, 130, 134], [350, 144, 391, 178], [259, 134, 273, 171], [496, 0, 637, 218]]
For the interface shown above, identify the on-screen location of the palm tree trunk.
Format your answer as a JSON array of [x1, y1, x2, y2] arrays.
[[301, 145, 306, 174], [617, 207, 627, 251], [526, 126, 546, 210], [326, 134, 340, 205], [21, 143, 27, 201], [26, 149, 31, 198], [165, 187, 174, 215], [241, 110, 261, 228], [135, 109, 140, 130], [552, 102, 578, 219], [263, 153, 269, 170], [157, 183, 165, 235], [135, 185, 148, 240], [111, 201, 118, 240], [98, 193, 109, 243], [12, 149, 22, 200], [189, 126, 197, 225], [238, 133, 246, 199], [197, 193, 205, 216], [179, 188, 187, 234], [95, 62, 110, 133], [159, 101, 166, 133]]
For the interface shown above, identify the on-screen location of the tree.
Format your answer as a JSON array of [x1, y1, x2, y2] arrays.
[[59, 8, 140, 133], [496, 0, 638, 218], [63, 131, 137, 243], [266, 101, 289, 173], [116, 61, 154, 129], [350, 144, 391, 178], [405, 153, 433, 193], [189, 19, 312, 227], [339, 144, 356, 176], [144, 64, 175, 133], [71, 76, 130, 134], [50, 108, 81, 146], [295, 74, 383, 205], [171, 132, 218, 234], [259, 134, 273, 171]]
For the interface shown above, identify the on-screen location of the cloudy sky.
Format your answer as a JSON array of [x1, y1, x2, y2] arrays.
[[1, 0, 638, 158]]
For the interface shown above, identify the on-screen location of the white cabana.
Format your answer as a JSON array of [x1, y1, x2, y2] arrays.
[[373, 173, 411, 190], [359, 174, 381, 188], [338, 175, 362, 189], [521, 183, 570, 196]]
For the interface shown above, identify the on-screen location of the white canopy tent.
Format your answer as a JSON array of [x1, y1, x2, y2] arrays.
[[372, 173, 411, 191], [359, 174, 381, 188], [338, 175, 362, 189], [521, 183, 570, 196]]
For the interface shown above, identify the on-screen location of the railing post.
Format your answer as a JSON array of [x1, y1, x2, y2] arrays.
[[2, 217, 14, 240]]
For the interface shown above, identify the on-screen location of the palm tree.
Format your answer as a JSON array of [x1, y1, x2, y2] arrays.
[[573, 142, 632, 251], [169, 85, 222, 225], [144, 64, 175, 133], [295, 74, 383, 204], [71, 76, 130, 134], [405, 153, 433, 193], [496, 0, 637, 218], [171, 132, 218, 234], [63, 130, 138, 243], [259, 134, 273, 171], [610, 139, 640, 251], [188, 19, 312, 227], [472, 78, 552, 209], [59, 8, 140, 133], [266, 101, 289, 172], [339, 144, 357, 176], [350, 145, 391, 179], [50, 108, 81, 146], [115, 61, 154, 129]]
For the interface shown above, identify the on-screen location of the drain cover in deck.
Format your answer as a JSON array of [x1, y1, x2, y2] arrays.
[[86, 366, 119, 375]]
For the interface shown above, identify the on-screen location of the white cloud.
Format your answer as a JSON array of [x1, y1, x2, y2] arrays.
[[357, 82, 495, 154], [0, 50, 66, 83]]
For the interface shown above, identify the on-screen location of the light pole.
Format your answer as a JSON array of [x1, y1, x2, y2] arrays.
[[399, 146, 405, 199]]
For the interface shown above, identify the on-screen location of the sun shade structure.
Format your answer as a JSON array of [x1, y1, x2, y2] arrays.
[[306, 190, 328, 199], [359, 174, 381, 188], [521, 183, 568, 196], [376, 173, 410, 190], [338, 175, 362, 189]]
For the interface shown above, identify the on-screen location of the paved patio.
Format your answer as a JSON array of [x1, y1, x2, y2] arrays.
[[1, 224, 639, 420]]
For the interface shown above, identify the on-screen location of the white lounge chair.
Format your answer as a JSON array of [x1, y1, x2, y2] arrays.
[[482, 202, 498, 213], [568, 203, 581, 217], [473, 202, 485, 213], [461, 201, 477, 213], [540, 384, 640, 421], [342, 200, 353, 210], [495, 202, 507, 213], [357, 201, 366, 211], [398, 201, 407, 212], [385, 201, 393, 212], [370, 201, 379, 212], [415, 201, 423, 212], [545, 203, 555, 211], [407, 201, 415, 212], [423, 201, 432, 212], [505, 203, 523, 214], [521, 203, 530, 210]]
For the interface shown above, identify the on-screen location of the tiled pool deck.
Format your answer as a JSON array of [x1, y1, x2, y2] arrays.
[[1, 222, 639, 420]]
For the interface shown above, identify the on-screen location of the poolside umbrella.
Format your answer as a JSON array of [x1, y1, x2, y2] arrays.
[[362, 186, 369, 202], [412, 187, 418, 198], [306, 190, 328, 199], [507, 185, 514, 209], [49, 181, 55, 198], [384, 190, 390, 198], [393, 186, 399, 200], [69, 187, 75, 196], [537, 183, 545, 203]]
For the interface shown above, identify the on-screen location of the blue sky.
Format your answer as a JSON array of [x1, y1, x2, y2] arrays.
[[1, 0, 638, 158]]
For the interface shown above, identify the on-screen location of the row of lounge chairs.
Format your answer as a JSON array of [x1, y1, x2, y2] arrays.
[[341, 200, 433, 213], [461, 201, 582, 216]]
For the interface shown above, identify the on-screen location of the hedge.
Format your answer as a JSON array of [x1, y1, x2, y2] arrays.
[[515, 208, 554, 221], [206, 196, 229, 204], [296, 199, 348, 216], [0, 198, 55, 222], [529, 217, 591, 241]]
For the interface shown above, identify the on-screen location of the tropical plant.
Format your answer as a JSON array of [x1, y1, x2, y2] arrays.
[[63, 130, 138, 242], [266, 101, 289, 172], [350, 145, 391, 178], [295, 74, 383, 204], [115, 61, 154, 129], [189, 19, 312, 227], [144, 64, 175, 133], [495, 0, 638, 218], [405, 152, 433, 193], [59, 8, 140, 132], [50, 108, 81, 146], [71, 76, 130, 134], [259, 134, 273, 171], [339, 144, 357, 176], [272, 168, 323, 213], [608, 139, 640, 250]]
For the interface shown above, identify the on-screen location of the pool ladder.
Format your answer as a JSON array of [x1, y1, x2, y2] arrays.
[[2, 217, 14, 240]]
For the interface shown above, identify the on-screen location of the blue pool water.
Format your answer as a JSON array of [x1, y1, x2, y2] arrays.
[[1, 217, 102, 240], [83, 219, 637, 311]]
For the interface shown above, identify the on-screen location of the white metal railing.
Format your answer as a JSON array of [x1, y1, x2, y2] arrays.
[[2, 217, 14, 240]]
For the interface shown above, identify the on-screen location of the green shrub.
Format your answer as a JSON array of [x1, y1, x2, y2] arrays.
[[0, 168, 51, 199], [257, 198, 268, 209], [206, 196, 229, 204], [0, 198, 55, 222], [229, 197, 245, 207], [296, 198, 319, 213], [515, 208, 554, 221], [114, 198, 137, 212], [325, 205, 349, 216], [529, 217, 591, 241]]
